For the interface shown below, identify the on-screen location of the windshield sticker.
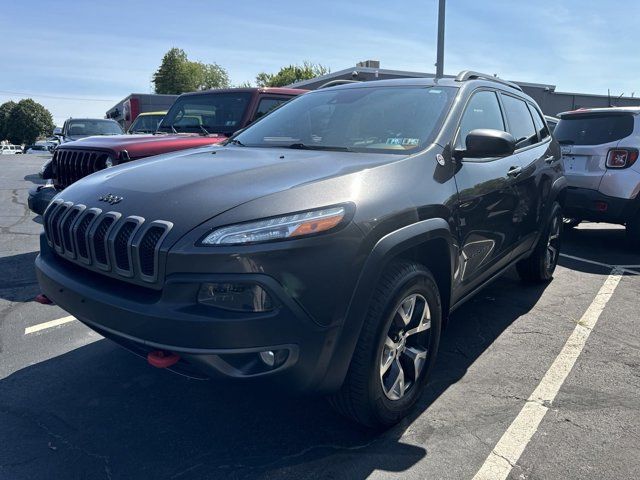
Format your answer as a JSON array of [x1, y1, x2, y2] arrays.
[[386, 138, 420, 146]]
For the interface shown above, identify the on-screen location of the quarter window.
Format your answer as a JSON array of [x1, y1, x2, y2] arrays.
[[501, 94, 537, 148], [457, 91, 505, 149], [527, 103, 549, 141]]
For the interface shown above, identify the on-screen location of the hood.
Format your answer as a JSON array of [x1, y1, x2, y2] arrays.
[[57, 134, 226, 159], [58, 146, 405, 240]]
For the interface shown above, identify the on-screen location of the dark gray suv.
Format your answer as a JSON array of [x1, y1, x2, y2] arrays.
[[36, 71, 566, 428]]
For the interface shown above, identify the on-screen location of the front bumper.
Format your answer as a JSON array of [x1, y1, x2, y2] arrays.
[[564, 187, 640, 223], [35, 244, 342, 392], [28, 185, 58, 216]]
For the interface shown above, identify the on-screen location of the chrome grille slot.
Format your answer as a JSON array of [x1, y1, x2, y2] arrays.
[[114, 221, 137, 271], [61, 208, 80, 255], [92, 217, 115, 266], [50, 204, 69, 250], [75, 211, 97, 259], [139, 226, 166, 278]]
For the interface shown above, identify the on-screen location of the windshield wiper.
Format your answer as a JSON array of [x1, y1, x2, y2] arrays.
[[285, 143, 353, 152], [199, 125, 210, 136], [228, 138, 246, 146]]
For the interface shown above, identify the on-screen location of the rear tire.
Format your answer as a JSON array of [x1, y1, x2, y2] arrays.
[[328, 261, 442, 429], [517, 202, 563, 283], [626, 213, 640, 250]]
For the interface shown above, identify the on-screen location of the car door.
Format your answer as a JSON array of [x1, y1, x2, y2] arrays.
[[499, 93, 554, 256], [452, 89, 521, 295]]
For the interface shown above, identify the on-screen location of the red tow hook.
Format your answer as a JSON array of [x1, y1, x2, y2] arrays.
[[147, 350, 181, 368], [35, 293, 54, 305]]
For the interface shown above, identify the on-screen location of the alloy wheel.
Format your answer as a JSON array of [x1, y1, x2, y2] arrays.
[[380, 294, 432, 401]]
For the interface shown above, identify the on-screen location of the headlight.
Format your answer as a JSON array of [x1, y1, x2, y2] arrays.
[[201, 206, 346, 245], [105, 156, 114, 168]]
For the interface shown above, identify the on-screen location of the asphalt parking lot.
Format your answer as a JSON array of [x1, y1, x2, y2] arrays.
[[1, 155, 639, 480]]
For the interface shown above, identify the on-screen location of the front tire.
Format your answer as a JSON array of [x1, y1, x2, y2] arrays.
[[517, 202, 563, 283], [329, 261, 442, 429]]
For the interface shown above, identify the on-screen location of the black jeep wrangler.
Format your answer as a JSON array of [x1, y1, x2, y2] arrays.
[[36, 71, 566, 428]]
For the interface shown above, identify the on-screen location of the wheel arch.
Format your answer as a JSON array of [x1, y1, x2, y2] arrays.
[[318, 218, 456, 392]]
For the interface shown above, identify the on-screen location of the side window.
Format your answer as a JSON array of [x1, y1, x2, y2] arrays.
[[457, 91, 505, 149], [501, 94, 538, 148], [253, 97, 288, 121], [527, 103, 550, 140]]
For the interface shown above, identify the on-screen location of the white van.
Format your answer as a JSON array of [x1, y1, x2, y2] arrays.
[[0, 145, 19, 155]]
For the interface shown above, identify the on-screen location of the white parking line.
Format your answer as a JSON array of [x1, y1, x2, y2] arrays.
[[560, 253, 640, 275], [24, 316, 76, 335], [472, 268, 623, 480]]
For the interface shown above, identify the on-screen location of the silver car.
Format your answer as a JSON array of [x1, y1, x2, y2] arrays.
[[556, 107, 640, 247]]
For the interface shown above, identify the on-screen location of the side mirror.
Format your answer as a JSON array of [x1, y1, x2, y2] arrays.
[[456, 129, 516, 159], [53, 126, 63, 137]]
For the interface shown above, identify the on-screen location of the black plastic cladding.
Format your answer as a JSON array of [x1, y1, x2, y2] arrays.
[[43, 199, 172, 285]]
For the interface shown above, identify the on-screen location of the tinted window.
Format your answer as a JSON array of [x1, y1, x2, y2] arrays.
[[159, 92, 252, 135], [527, 104, 549, 140], [554, 114, 635, 145], [66, 120, 123, 136], [235, 86, 456, 154], [253, 98, 288, 121], [129, 114, 164, 133], [457, 91, 504, 149], [501, 95, 537, 148]]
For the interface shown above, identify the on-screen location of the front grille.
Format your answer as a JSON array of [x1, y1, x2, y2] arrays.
[[53, 149, 108, 188], [43, 200, 171, 284]]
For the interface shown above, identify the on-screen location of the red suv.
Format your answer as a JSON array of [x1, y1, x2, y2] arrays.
[[28, 87, 306, 215]]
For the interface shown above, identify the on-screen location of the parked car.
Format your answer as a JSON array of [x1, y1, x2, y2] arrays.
[[28, 88, 306, 215], [545, 115, 559, 133], [127, 111, 166, 134], [555, 107, 640, 246], [26, 142, 56, 155], [35, 72, 565, 428], [55, 118, 124, 143], [0, 144, 20, 154]]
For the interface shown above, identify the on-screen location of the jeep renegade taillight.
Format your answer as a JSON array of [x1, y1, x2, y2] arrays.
[[606, 148, 638, 169]]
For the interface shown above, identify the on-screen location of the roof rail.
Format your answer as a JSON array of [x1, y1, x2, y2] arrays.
[[318, 79, 362, 89], [455, 70, 522, 92]]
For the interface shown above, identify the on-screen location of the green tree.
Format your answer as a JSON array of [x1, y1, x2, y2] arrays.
[[5, 99, 54, 145], [0, 101, 17, 141], [152, 48, 230, 94], [255, 62, 330, 87]]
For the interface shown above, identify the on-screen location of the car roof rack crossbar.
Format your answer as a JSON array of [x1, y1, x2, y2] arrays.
[[318, 79, 362, 89], [455, 70, 522, 92]]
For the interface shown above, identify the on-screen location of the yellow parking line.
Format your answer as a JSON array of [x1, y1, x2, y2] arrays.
[[24, 316, 76, 335]]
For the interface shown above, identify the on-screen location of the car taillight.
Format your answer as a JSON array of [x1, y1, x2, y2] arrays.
[[606, 148, 638, 169]]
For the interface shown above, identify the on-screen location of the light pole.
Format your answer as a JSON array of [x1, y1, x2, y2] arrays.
[[435, 0, 446, 78]]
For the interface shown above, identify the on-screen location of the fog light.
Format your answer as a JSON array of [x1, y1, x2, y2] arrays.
[[197, 282, 275, 312], [258, 349, 288, 368], [259, 350, 275, 367]]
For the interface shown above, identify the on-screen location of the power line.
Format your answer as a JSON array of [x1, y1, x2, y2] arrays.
[[0, 90, 117, 102]]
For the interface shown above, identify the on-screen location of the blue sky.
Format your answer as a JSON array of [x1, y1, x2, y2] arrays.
[[2, 0, 639, 125]]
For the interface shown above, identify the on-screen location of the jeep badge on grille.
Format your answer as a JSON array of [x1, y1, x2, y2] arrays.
[[98, 193, 123, 205]]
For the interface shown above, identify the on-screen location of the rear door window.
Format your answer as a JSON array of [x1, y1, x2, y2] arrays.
[[501, 94, 538, 148], [554, 114, 635, 145], [253, 97, 289, 121], [456, 90, 505, 149]]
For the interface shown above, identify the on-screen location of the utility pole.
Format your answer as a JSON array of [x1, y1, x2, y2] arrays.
[[435, 0, 446, 78]]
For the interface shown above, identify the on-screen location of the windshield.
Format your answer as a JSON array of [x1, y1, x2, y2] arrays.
[[233, 86, 456, 154], [555, 113, 635, 145], [158, 92, 252, 135], [66, 120, 124, 137], [129, 114, 164, 134]]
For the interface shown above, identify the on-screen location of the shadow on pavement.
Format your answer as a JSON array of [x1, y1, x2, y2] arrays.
[[0, 271, 549, 480], [0, 251, 40, 302]]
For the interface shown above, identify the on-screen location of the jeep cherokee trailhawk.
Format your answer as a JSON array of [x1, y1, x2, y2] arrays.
[[36, 72, 566, 428]]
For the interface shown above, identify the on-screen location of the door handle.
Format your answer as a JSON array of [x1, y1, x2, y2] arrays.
[[544, 155, 557, 164], [507, 166, 522, 177]]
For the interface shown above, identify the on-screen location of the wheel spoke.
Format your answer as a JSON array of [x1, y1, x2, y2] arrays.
[[388, 358, 406, 399], [380, 336, 397, 376], [405, 300, 431, 337], [402, 346, 428, 383], [397, 295, 416, 326]]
